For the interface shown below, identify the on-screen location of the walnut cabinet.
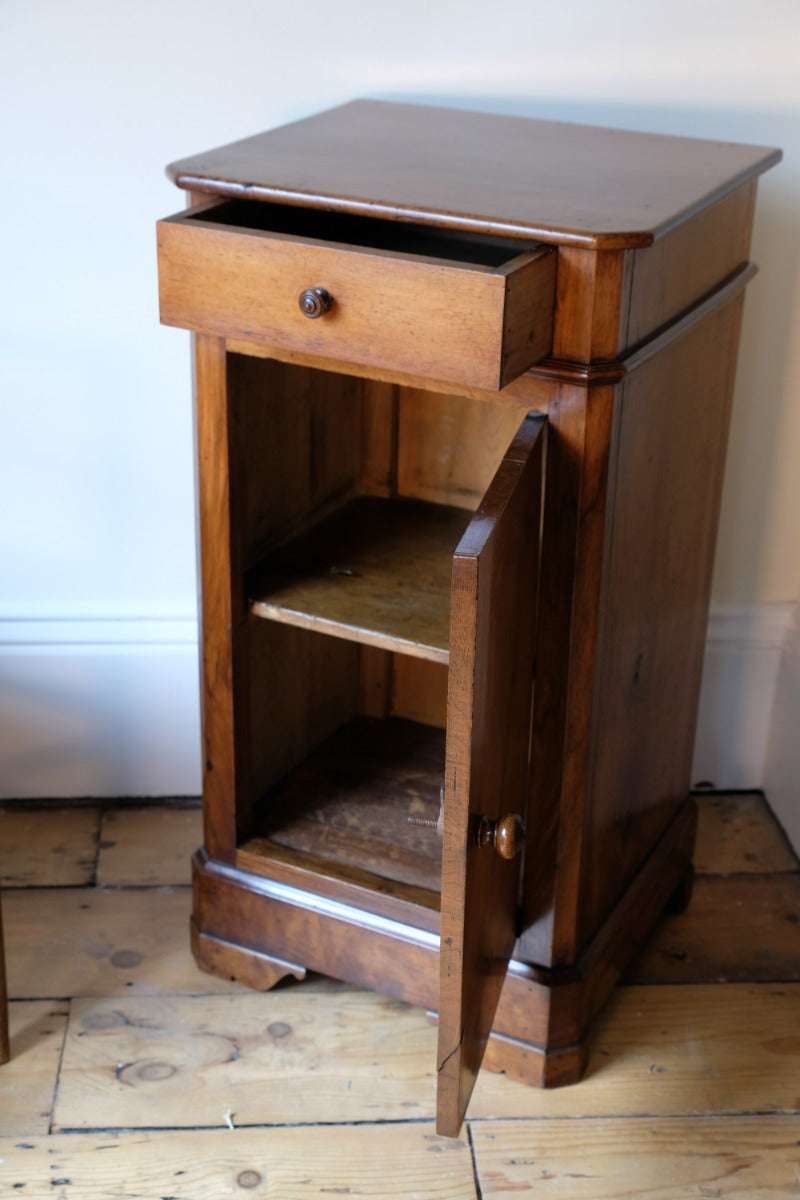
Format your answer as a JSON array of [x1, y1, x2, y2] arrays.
[[157, 101, 780, 1135]]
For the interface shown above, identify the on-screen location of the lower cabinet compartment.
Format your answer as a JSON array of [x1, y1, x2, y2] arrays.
[[241, 713, 446, 895]]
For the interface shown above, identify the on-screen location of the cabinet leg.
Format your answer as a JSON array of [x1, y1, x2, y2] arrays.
[[191, 918, 307, 991], [483, 1028, 588, 1088]]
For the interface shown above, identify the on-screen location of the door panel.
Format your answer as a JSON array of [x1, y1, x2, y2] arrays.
[[437, 413, 545, 1136]]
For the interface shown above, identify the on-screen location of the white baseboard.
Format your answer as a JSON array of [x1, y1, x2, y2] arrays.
[[763, 608, 800, 853], [1, 608, 798, 853], [692, 602, 799, 852], [692, 604, 794, 788], [0, 617, 201, 799]]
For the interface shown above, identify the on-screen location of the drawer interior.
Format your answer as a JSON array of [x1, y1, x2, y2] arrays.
[[189, 198, 536, 267]]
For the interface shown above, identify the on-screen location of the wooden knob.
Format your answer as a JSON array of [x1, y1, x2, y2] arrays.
[[476, 813, 525, 859], [298, 287, 333, 318]]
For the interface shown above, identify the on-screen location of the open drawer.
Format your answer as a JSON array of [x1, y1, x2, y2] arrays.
[[157, 201, 556, 389]]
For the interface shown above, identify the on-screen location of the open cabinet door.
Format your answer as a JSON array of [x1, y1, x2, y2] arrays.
[[437, 413, 545, 1137]]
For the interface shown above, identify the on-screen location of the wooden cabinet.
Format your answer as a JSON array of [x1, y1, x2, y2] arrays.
[[157, 100, 779, 1135]]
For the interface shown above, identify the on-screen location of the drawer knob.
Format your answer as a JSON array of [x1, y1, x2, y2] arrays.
[[298, 287, 333, 318], [476, 813, 525, 860]]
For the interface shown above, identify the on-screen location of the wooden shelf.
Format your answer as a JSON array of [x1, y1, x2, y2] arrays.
[[248, 497, 470, 664], [242, 716, 445, 893]]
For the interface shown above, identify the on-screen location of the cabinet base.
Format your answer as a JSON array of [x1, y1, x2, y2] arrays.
[[191, 919, 307, 990], [191, 799, 696, 1088]]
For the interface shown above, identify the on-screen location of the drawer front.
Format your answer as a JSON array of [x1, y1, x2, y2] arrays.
[[157, 209, 555, 390]]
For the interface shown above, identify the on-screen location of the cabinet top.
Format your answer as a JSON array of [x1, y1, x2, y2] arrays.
[[167, 100, 780, 250]]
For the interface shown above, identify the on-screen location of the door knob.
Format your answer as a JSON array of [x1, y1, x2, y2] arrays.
[[298, 287, 333, 318], [475, 813, 525, 859]]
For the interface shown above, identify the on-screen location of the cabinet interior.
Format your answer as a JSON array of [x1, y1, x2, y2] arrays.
[[231, 353, 529, 897]]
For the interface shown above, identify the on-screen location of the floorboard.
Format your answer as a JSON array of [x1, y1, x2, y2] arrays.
[[0, 791, 798, 1198], [470, 1116, 800, 1198], [53, 989, 436, 1130], [0, 1125, 478, 1199]]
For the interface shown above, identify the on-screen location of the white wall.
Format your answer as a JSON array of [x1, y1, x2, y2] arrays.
[[1, 2, 798, 835]]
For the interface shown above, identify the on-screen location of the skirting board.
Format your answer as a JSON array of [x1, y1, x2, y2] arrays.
[[0, 618, 201, 799], [692, 604, 794, 788], [763, 607, 800, 853], [692, 602, 799, 852], [0, 608, 797, 851]]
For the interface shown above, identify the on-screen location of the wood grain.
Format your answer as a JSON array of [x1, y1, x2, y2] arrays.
[[1, 793, 798, 1189], [54, 990, 437, 1129], [167, 100, 780, 249], [249, 497, 469, 664], [395, 388, 530, 509], [551, 246, 631, 361], [625, 181, 757, 350], [471, 1115, 800, 1198], [0, 1002, 67, 1134], [97, 806, 202, 887], [159, 205, 554, 390], [194, 333, 251, 859], [230, 354, 363, 563], [0, 806, 100, 887], [694, 792, 799, 875], [438, 416, 544, 1135], [3, 887, 244, 999], [470, 982, 800, 1119], [391, 656, 449, 728], [0, 1125, 477, 1199], [159, 101, 783, 1132], [248, 619, 361, 809], [625, 872, 800, 983], [576, 291, 747, 951], [246, 716, 445, 890]]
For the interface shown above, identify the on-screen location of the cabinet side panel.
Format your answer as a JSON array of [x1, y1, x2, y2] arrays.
[[249, 621, 361, 801], [579, 292, 746, 941], [391, 657, 448, 728], [551, 183, 755, 364], [229, 355, 364, 563], [624, 182, 756, 350]]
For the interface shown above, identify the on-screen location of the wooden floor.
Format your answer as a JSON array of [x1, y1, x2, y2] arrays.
[[0, 792, 798, 1197]]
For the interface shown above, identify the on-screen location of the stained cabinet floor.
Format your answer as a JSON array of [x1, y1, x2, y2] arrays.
[[0, 792, 798, 1198]]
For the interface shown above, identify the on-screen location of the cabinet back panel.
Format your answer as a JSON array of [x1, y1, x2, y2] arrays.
[[396, 389, 530, 509], [248, 620, 361, 808], [579, 293, 746, 943], [391, 657, 449, 729]]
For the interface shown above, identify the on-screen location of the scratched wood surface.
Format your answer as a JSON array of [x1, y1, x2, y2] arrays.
[[53, 989, 437, 1130], [0, 1002, 68, 1136], [470, 1116, 800, 1197], [96, 804, 202, 887], [0, 806, 100, 887], [0, 1125, 478, 1199], [2, 886, 240, 999], [0, 792, 798, 1198]]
